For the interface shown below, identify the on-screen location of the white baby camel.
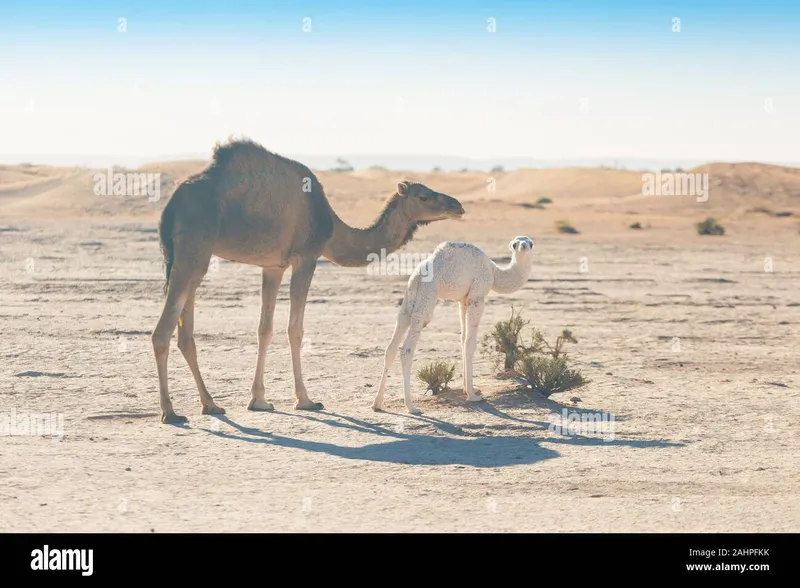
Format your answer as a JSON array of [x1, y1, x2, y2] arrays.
[[372, 236, 535, 414]]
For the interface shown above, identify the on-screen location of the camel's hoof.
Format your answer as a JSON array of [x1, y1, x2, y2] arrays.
[[202, 405, 226, 415], [161, 412, 188, 424], [372, 404, 384, 412], [407, 407, 422, 415], [248, 398, 274, 412], [296, 400, 324, 411], [467, 394, 485, 403]]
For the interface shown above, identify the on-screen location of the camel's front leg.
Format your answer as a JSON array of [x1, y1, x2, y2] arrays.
[[248, 267, 285, 412], [287, 259, 324, 410], [464, 298, 486, 402]]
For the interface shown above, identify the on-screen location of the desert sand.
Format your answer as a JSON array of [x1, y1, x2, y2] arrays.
[[1, 159, 799, 531]]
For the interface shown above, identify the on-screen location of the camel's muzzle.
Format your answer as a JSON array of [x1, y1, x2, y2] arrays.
[[443, 196, 465, 217]]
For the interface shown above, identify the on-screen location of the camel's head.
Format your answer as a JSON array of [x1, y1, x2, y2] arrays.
[[397, 181, 465, 222], [509, 236, 534, 257]]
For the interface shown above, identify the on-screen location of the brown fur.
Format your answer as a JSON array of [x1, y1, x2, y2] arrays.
[[151, 137, 464, 423], [368, 192, 431, 249]]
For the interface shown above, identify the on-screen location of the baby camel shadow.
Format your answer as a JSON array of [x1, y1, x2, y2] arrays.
[[484, 387, 626, 420], [202, 411, 681, 468]]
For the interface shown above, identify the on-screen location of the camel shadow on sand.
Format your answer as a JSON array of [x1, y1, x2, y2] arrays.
[[198, 408, 682, 469]]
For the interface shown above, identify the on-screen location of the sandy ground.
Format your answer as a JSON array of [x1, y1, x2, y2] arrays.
[[1, 162, 799, 531]]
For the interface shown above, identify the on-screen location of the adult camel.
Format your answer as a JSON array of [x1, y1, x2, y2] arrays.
[[152, 138, 465, 424]]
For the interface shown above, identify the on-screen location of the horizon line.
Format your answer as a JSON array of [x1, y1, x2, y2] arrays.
[[3, 153, 799, 173]]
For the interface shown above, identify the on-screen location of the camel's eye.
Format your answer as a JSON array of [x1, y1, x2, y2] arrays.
[[419, 193, 429, 201]]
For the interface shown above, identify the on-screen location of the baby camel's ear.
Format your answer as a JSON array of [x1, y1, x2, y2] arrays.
[[397, 181, 410, 196]]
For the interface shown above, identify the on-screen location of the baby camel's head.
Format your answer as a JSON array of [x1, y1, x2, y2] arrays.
[[508, 236, 534, 258]]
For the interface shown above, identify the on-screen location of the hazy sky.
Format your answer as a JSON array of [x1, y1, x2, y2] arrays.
[[1, 0, 798, 162]]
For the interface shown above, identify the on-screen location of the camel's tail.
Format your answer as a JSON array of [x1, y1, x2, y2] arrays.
[[158, 196, 176, 297]]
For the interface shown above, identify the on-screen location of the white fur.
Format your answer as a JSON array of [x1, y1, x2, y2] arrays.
[[372, 236, 535, 414]]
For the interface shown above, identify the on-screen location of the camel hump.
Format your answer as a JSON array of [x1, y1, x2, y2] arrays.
[[211, 137, 273, 167], [210, 137, 314, 178], [208, 137, 334, 249]]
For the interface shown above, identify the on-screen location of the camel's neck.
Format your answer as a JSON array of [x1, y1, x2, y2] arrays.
[[491, 255, 533, 293], [321, 195, 424, 267]]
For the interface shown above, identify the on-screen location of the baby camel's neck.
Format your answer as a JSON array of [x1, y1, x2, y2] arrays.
[[491, 256, 532, 293]]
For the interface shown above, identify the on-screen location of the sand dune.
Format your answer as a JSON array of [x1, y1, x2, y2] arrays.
[[2, 160, 799, 239]]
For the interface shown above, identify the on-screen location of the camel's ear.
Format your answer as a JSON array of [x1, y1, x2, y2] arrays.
[[509, 240, 518, 251], [397, 181, 410, 196]]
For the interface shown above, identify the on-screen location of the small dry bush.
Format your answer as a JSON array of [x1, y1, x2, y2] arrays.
[[515, 349, 587, 398], [481, 307, 529, 371], [416, 360, 455, 395], [556, 220, 579, 234], [696, 217, 725, 235], [483, 309, 589, 397], [516, 328, 588, 397]]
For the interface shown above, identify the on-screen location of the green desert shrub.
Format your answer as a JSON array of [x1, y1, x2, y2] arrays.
[[483, 309, 589, 397], [513, 328, 588, 397], [416, 361, 455, 395], [696, 217, 725, 235], [556, 220, 579, 234], [515, 354, 587, 397], [481, 307, 529, 371]]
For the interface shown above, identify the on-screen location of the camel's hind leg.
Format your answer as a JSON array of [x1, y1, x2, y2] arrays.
[[152, 235, 215, 424], [373, 307, 411, 411], [152, 267, 203, 424], [463, 298, 486, 402], [177, 290, 224, 415], [399, 318, 426, 415], [397, 292, 436, 415]]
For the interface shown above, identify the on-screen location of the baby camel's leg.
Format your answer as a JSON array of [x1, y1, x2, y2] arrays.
[[459, 300, 467, 394], [464, 297, 486, 402], [398, 293, 436, 415], [399, 318, 426, 415], [373, 308, 411, 411]]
